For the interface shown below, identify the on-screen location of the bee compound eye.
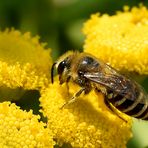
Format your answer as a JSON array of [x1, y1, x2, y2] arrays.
[[78, 71, 84, 77], [58, 61, 66, 74]]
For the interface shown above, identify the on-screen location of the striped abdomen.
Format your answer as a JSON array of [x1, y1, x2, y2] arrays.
[[107, 89, 148, 120]]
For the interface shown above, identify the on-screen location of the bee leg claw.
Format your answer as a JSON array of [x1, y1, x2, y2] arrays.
[[60, 88, 85, 109]]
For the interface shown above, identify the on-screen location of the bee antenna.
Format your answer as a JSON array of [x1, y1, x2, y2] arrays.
[[51, 62, 57, 84]]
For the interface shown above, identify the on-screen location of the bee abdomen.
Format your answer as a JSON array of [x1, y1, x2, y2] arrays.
[[108, 91, 148, 120]]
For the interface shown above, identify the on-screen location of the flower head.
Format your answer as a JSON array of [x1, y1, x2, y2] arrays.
[[0, 29, 52, 75], [83, 6, 148, 75], [0, 102, 53, 147], [40, 81, 132, 148], [0, 29, 52, 89], [0, 29, 52, 101]]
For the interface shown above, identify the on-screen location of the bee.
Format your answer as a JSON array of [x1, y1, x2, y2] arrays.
[[51, 51, 148, 120]]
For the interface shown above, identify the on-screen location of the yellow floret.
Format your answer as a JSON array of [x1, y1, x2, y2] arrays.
[[40, 81, 132, 148], [0, 102, 53, 148], [83, 6, 148, 75]]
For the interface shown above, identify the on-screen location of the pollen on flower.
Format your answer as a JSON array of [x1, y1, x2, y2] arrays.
[[40, 81, 132, 148], [0, 61, 49, 90], [0, 102, 53, 148], [83, 6, 148, 75], [0, 29, 52, 101], [0, 29, 52, 75]]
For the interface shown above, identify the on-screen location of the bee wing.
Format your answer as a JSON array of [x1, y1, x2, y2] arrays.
[[84, 72, 130, 95]]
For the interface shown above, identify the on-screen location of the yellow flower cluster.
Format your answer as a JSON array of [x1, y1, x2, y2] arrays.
[[0, 30, 52, 101], [0, 29, 54, 146], [0, 102, 53, 147], [40, 81, 132, 148], [2, 5, 147, 146], [83, 6, 148, 75], [0, 29, 52, 75]]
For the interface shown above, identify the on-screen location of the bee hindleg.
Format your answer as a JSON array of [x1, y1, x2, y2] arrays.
[[104, 98, 127, 122], [60, 88, 85, 109]]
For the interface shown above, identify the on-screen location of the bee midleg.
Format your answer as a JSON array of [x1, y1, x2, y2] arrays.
[[104, 98, 127, 122], [60, 87, 86, 109]]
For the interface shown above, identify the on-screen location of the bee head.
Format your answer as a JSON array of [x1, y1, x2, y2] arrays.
[[51, 54, 72, 84]]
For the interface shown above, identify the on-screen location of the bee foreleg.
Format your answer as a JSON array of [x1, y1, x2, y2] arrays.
[[60, 87, 85, 109], [66, 76, 71, 90], [66, 82, 70, 96], [104, 98, 127, 123]]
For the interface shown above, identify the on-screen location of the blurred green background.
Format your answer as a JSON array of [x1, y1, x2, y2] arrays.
[[0, 0, 148, 147]]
